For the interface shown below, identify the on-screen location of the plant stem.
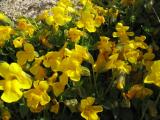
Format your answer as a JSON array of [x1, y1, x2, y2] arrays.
[[104, 70, 116, 96], [140, 101, 149, 120], [152, 7, 160, 23], [93, 70, 98, 96], [155, 91, 160, 105], [104, 76, 114, 95], [95, 73, 99, 95]]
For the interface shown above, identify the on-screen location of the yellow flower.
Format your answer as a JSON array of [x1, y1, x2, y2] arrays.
[[13, 36, 25, 48], [48, 72, 58, 85], [30, 56, 46, 80], [0, 62, 32, 103], [50, 99, 59, 114], [80, 97, 103, 120], [105, 53, 131, 73], [97, 36, 113, 53], [126, 84, 153, 99], [124, 36, 147, 50], [95, 51, 129, 74], [94, 36, 115, 73], [16, 43, 37, 66], [24, 81, 50, 110], [93, 52, 108, 73], [60, 59, 90, 82], [59, 57, 82, 81], [57, 0, 73, 10], [123, 49, 140, 64], [60, 46, 91, 81], [0, 26, 14, 47], [43, 51, 62, 71], [95, 15, 105, 27], [43, 43, 67, 71], [114, 60, 131, 74], [79, 0, 91, 5], [51, 72, 68, 96], [142, 48, 155, 70], [77, 11, 96, 32], [78, 0, 105, 32], [65, 45, 93, 64], [45, 15, 54, 25], [68, 27, 84, 42], [17, 18, 36, 37], [144, 60, 160, 87], [105, 53, 119, 70], [52, 6, 72, 26], [0, 12, 13, 26], [30, 104, 44, 113], [52, 82, 66, 97], [37, 10, 49, 21], [113, 23, 134, 43], [39, 0, 73, 30], [57, 0, 75, 14]]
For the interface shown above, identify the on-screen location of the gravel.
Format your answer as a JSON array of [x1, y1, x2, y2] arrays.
[[0, 0, 57, 20]]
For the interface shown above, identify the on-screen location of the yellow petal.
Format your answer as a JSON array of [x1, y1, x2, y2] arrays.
[[144, 60, 160, 87], [112, 32, 118, 37], [0, 62, 9, 78], [18, 73, 32, 89], [144, 74, 160, 86], [67, 70, 81, 81], [45, 16, 54, 25], [88, 112, 99, 120], [81, 111, 89, 120], [81, 108, 99, 120], [1, 80, 23, 103], [38, 81, 49, 91], [40, 92, 50, 105], [9, 63, 22, 74], [28, 94, 40, 109], [52, 82, 65, 97], [1, 90, 22, 103], [59, 72, 68, 85], [13, 37, 24, 48], [80, 97, 95, 111], [93, 52, 107, 72], [50, 100, 59, 114], [16, 51, 27, 65], [0, 80, 5, 90], [77, 21, 84, 28], [24, 43, 34, 52], [86, 24, 96, 32]]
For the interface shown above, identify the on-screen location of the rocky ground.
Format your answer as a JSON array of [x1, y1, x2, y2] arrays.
[[0, 0, 57, 20]]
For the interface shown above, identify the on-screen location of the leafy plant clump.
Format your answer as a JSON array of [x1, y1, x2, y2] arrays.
[[0, 0, 160, 120]]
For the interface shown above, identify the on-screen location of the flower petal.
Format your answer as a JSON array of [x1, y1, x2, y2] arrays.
[[0, 62, 9, 78]]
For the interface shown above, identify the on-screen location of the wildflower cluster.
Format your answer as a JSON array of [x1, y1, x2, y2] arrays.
[[0, 0, 160, 120]]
